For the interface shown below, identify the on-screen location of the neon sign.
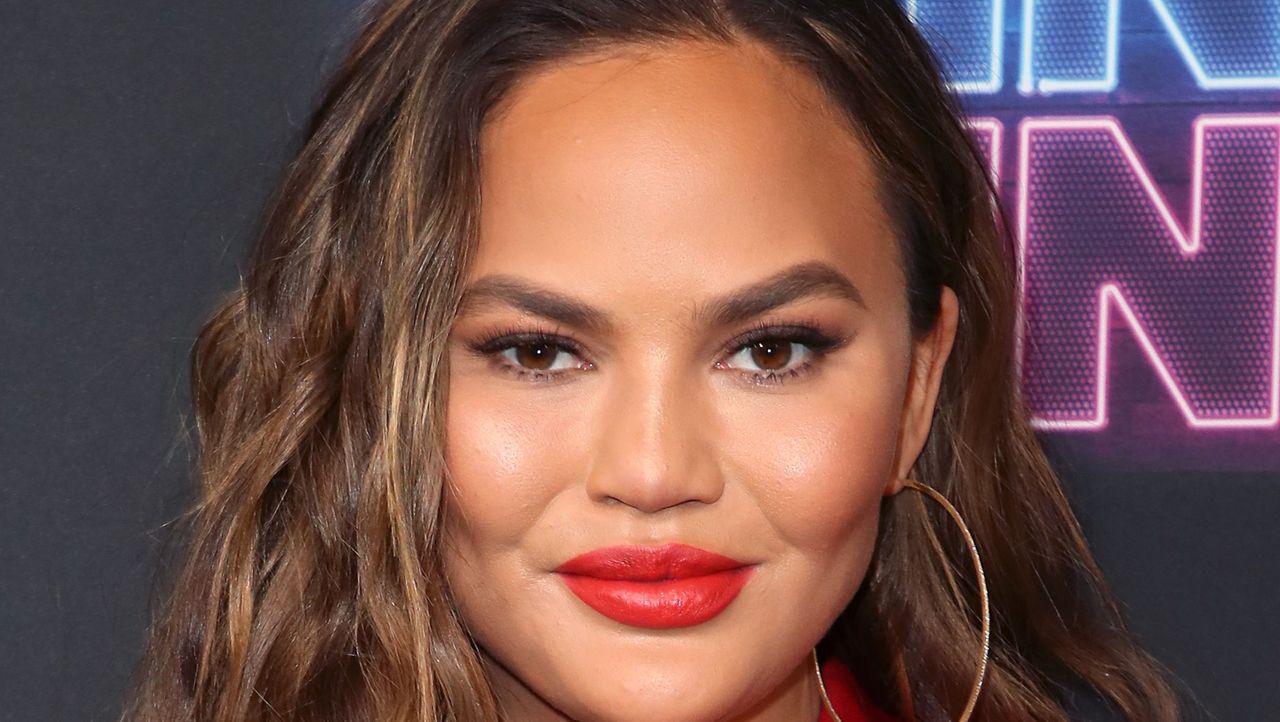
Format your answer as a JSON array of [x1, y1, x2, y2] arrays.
[[1019, 0, 1280, 94], [908, 0, 1280, 95], [1014, 116, 1280, 431], [911, 2, 1280, 447], [907, 0, 1007, 93]]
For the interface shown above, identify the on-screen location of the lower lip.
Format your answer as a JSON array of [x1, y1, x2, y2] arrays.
[[557, 567, 755, 628]]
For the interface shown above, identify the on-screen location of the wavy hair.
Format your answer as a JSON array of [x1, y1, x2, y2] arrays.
[[123, 1, 1193, 720]]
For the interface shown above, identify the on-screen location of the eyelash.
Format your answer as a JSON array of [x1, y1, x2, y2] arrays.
[[466, 318, 849, 387]]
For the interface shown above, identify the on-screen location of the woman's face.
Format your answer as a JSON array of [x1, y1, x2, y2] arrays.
[[444, 39, 957, 722]]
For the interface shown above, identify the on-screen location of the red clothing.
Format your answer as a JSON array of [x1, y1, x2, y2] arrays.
[[817, 655, 900, 722]]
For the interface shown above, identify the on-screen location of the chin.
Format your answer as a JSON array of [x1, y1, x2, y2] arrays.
[[540, 647, 763, 722], [558, 686, 738, 722]]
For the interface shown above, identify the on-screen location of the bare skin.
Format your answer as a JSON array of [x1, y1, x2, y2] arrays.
[[443, 38, 958, 722]]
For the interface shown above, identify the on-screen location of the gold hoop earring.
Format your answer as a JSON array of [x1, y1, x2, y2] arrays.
[[902, 477, 991, 722], [812, 647, 842, 721], [810, 480, 990, 722]]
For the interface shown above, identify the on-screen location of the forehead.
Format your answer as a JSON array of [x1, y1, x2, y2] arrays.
[[473, 39, 903, 313]]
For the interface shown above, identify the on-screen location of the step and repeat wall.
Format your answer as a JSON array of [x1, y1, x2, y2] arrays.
[[2, 1, 1274, 720]]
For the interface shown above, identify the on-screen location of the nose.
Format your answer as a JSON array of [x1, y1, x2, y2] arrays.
[[583, 359, 724, 513]]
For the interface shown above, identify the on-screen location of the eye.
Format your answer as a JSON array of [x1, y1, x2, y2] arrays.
[[716, 324, 849, 386], [723, 338, 813, 374], [496, 339, 586, 375], [468, 327, 594, 382]]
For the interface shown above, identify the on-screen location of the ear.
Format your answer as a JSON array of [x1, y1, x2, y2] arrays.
[[884, 286, 959, 497]]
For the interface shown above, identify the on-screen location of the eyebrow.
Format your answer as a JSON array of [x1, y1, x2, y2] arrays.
[[456, 260, 866, 334]]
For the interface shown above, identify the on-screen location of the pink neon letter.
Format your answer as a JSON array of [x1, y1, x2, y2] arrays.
[[1017, 116, 1280, 430]]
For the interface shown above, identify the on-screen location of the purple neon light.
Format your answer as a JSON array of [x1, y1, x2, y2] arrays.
[[1015, 116, 1280, 430]]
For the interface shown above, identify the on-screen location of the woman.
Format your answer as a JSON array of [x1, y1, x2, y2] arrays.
[[122, 1, 1194, 720]]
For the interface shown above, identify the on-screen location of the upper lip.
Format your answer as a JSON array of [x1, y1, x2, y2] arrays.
[[553, 542, 750, 581]]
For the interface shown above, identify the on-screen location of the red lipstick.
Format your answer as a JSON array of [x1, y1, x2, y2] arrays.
[[554, 543, 755, 629]]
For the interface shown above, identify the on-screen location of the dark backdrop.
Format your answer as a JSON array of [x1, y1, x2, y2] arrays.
[[2, 1, 1274, 721]]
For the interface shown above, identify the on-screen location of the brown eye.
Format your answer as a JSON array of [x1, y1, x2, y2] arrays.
[[469, 328, 595, 381], [749, 339, 792, 371], [715, 323, 848, 386], [723, 338, 813, 375], [499, 341, 583, 374], [515, 342, 558, 370]]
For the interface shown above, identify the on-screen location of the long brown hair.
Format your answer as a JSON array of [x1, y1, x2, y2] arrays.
[[123, 1, 1193, 720]]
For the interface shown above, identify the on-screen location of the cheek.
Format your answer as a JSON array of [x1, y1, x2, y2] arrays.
[[717, 347, 907, 553], [441, 376, 569, 659], [442, 376, 578, 555]]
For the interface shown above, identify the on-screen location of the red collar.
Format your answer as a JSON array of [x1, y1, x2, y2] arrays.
[[817, 655, 900, 722]]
